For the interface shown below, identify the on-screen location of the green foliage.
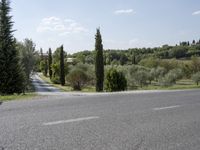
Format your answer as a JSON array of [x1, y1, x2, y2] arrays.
[[159, 69, 183, 87], [192, 72, 200, 85], [44, 57, 48, 77], [48, 48, 53, 79], [95, 28, 104, 92], [168, 46, 188, 58], [0, 0, 26, 94], [40, 60, 45, 74], [105, 68, 127, 92], [139, 57, 159, 68], [150, 67, 167, 81], [60, 45, 65, 86], [17, 39, 36, 81], [134, 70, 149, 88], [191, 56, 200, 73], [67, 68, 89, 91]]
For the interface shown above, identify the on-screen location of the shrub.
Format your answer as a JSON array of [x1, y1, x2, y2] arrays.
[[192, 72, 200, 85], [51, 76, 60, 84], [134, 70, 149, 88], [66, 68, 89, 91], [159, 72, 177, 87], [159, 69, 183, 87], [105, 68, 127, 92], [150, 67, 167, 81], [139, 57, 159, 68]]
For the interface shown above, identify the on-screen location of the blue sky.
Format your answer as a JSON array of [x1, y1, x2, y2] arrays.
[[11, 0, 200, 53]]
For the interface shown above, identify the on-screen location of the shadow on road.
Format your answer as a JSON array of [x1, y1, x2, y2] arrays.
[[0, 101, 2, 106]]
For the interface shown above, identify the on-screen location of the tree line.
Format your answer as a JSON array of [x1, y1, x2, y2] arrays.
[[1, 0, 200, 95]]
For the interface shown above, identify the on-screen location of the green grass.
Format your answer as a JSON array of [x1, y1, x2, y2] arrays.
[[138, 79, 200, 90], [0, 93, 37, 102], [0, 81, 38, 102], [39, 73, 95, 92]]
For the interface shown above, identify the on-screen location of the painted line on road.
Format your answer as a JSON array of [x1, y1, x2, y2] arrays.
[[153, 105, 180, 111], [43, 116, 99, 126]]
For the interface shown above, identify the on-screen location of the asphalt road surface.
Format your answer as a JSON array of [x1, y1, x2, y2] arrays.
[[0, 89, 200, 149], [31, 74, 63, 95]]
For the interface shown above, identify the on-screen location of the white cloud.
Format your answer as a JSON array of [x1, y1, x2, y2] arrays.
[[192, 10, 200, 15], [37, 16, 88, 35], [114, 9, 135, 15]]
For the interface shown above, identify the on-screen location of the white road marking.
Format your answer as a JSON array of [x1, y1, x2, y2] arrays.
[[153, 105, 180, 111], [43, 116, 99, 126]]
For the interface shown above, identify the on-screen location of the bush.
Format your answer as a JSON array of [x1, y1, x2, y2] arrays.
[[159, 69, 183, 87], [134, 70, 149, 88], [139, 57, 159, 68], [150, 67, 167, 81], [105, 68, 127, 92], [159, 72, 176, 87], [192, 72, 200, 85], [51, 76, 60, 84], [66, 68, 89, 91]]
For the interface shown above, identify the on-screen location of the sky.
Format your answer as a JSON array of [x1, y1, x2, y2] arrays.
[[11, 0, 200, 53]]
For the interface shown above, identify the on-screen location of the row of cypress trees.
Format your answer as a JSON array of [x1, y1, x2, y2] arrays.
[[44, 29, 105, 92], [0, 0, 105, 94]]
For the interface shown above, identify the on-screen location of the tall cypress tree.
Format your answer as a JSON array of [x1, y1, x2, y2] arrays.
[[40, 48, 43, 61], [48, 48, 52, 79], [95, 28, 104, 92], [60, 45, 65, 86], [44, 56, 48, 77], [0, 0, 26, 95]]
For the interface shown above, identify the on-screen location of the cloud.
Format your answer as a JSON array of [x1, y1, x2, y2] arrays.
[[192, 10, 200, 15], [114, 9, 135, 15], [37, 16, 88, 35]]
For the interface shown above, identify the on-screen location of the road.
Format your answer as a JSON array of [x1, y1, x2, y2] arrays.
[[0, 88, 200, 149], [31, 74, 63, 95]]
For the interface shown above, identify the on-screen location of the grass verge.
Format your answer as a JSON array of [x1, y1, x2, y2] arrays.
[[0, 93, 37, 102], [0, 80, 38, 102], [137, 80, 200, 90]]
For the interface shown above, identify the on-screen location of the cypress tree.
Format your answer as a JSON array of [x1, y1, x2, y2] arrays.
[[44, 56, 48, 77], [60, 45, 65, 86], [48, 48, 52, 79], [40, 48, 43, 61], [95, 28, 104, 92], [0, 0, 26, 95]]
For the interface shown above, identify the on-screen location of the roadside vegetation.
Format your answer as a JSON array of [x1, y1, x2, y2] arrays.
[[0, 0, 200, 100], [0, 0, 37, 100]]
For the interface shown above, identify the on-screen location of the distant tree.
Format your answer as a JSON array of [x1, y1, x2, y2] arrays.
[[48, 48, 53, 79], [168, 46, 188, 58], [192, 72, 200, 85], [95, 28, 104, 92], [67, 68, 89, 91], [159, 69, 183, 86], [17, 39, 36, 81], [0, 0, 26, 94], [134, 70, 149, 88], [105, 68, 127, 92], [40, 48, 43, 60], [60, 45, 65, 86], [44, 57, 48, 77], [119, 53, 128, 65], [192, 40, 196, 45], [191, 56, 200, 73]]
